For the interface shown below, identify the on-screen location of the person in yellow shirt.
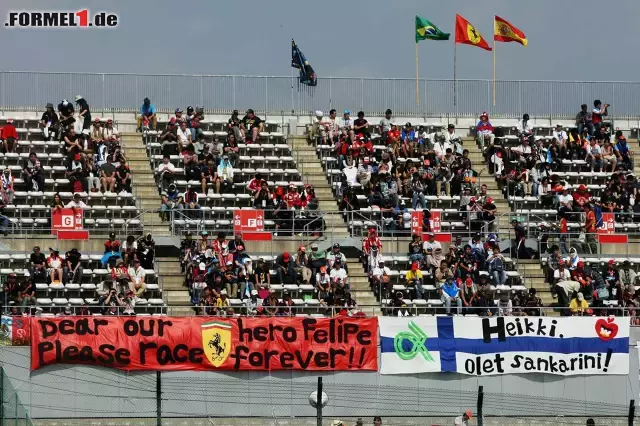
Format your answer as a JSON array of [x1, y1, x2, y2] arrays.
[[569, 292, 589, 316], [405, 263, 424, 300]]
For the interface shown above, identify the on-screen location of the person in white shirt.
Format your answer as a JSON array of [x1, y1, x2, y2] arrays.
[[128, 258, 146, 296], [65, 193, 87, 209], [511, 137, 532, 164], [454, 410, 473, 425], [357, 157, 373, 187], [156, 156, 176, 190], [552, 124, 568, 144], [557, 188, 573, 213], [312, 111, 330, 144], [342, 160, 357, 186], [102, 119, 120, 144], [379, 109, 393, 137], [315, 266, 331, 298], [177, 122, 192, 147], [517, 113, 533, 137], [329, 261, 349, 289], [422, 233, 442, 253], [339, 110, 353, 131], [371, 260, 392, 297], [432, 135, 452, 160], [327, 109, 341, 143], [585, 138, 602, 171]]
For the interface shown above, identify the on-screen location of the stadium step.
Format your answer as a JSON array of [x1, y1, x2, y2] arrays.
[[157, 257, 192, 309]]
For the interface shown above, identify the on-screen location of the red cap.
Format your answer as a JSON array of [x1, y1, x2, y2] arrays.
[[411, 262, 418, 271], [465, 277, 473, 286], [558, 259, 565, 265], [578, 184, 587, 191], [283, 252, 290, 261], [74, 153, 81, 161], [486, 197, 493, 204], [169, 117, 176, 124], [577, 261, 584, 268], [608, 259, 615, 266], [465, 410, 473, 419], [423, 159, 430, 166], [369, 228, 376, 234], [320, 266, 327, 273]]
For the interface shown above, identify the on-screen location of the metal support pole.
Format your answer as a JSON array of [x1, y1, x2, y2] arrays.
[[316, 377, 323, 426], [477, 385, 484, 426], [0, 367, 4, 426], [156, 371, 162, 426], [628, 399, 635, 426]]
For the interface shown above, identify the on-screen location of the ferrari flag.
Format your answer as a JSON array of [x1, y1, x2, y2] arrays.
[[455, 14, 492, 51]]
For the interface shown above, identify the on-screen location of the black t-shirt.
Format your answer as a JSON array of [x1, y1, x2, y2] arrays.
[[242, 115, 262, 129], [41, 111, 59, 125], [77, 99, 91, 119], [23, 159, 40, 175], [354, 118, 368, 129], [30, 252, 46, 265], [65, 133, 80, 151], [58, 102, 74, 117], [66, 251, 81, 269]]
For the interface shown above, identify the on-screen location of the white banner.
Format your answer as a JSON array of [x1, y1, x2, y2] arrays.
[[380, 316, 630, 376]]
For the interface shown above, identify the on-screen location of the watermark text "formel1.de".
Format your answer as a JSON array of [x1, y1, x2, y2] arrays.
[[5, 10, 118, 28]]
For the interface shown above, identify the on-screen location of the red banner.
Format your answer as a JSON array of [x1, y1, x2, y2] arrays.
[[410, 210, 441, 237], [1, 315, 30, 346], [234, 209, 265, 233], [30, 316, 378, 372], [598, 212, 615, 234], [51, 208, 83, 236]]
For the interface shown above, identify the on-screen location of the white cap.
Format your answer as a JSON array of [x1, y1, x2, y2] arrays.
[[251, 289, 258, 295], [315, 110, 323, 117], [199, 262, 206, 271]]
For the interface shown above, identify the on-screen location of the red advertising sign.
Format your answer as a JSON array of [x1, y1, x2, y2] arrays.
[[410, 210, 441, 237], [233, 209, 264, 233], [598, 212, 615, 234], [51, 208, 83, 235], [30, 317, 378, 372], [1, 315, 30, 346]]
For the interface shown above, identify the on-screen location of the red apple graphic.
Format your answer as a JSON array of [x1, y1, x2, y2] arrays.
[[595, 317, 619, 341]]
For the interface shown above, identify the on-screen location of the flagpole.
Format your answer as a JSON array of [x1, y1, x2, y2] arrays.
[[416, 42, 420, 105], [493, 16, 496, 107], [290, 60, 295, 113], [453, 40, 457, 116]]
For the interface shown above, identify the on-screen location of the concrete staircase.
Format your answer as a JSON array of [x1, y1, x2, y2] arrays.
[[290, 136, 348, 237], [518, 259, 555, 307], [156, 257, 193, 316], [121, 132, 171, 238], [346, 258, 381, 316]]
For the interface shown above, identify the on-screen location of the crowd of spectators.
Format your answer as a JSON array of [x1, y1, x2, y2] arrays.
[[362, 227, 542, 316], [151, 101, 324, 235], [545, 246, 639, 317], [312, 109, 497, 235], [180, 232, 361, 316], [2, 232, 155, 316]]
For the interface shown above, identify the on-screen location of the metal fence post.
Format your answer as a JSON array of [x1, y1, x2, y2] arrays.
[[477, 385, 484, 426], [156, 371, 162, 426], [628, 399, 635, 426], [0, 367, 4, 426], [316, 377, 323, 426]]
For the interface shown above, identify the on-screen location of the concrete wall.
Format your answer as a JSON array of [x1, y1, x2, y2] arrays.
[[2, 329, 639, 420]]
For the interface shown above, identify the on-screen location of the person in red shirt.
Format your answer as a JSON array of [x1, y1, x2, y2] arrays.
[[104, 232, 120, 254], [247, 173, 264, 195], [212, 232, 232, 266], [1, 118, 18, 153], [387, 125, 401, 156], [572, 184, 591, 212], [558, 213, 569, 254], [583, 204, 598, 255], [284, 184, 300, 209], [273, 185, 285, 202]]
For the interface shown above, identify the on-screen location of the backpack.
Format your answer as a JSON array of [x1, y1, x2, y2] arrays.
[[491, 257, 504, 272]]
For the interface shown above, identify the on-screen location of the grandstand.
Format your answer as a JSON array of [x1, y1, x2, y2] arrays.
[[0, 80, 638, 319]]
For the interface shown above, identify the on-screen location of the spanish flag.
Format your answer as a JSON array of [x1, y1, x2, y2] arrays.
[[494, 15, 528, 46], [454, 14, 492, 51]]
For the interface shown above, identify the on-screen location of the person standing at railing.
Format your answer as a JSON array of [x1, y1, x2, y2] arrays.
[[583, 204, 598, 255], [137, 98, 157, 132]]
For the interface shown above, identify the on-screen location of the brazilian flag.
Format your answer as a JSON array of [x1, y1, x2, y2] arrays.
[[415, 16, 450, 42]]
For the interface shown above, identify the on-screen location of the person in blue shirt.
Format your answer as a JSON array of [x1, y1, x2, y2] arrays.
[[441, 278, 462, 314], [137, 97, 157, 131], [614, 132, 633, 170]]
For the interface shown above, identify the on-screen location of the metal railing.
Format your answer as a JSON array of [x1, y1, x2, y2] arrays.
[[2, 71, 640, 118]]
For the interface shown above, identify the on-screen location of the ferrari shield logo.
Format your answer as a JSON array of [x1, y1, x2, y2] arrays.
[[202, 321, 232, 367]]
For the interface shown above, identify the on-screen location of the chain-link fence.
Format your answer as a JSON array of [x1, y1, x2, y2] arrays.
[[1, 367, 34, 426]]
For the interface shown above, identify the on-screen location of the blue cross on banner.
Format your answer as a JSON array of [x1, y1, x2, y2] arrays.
[[379, 316, 630, 376]]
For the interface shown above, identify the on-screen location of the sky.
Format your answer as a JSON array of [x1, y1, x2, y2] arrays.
[[1, 0, 639, 82]]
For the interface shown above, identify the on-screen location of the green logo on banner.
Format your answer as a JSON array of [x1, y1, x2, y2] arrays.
[[394, 321, 434, 362]]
